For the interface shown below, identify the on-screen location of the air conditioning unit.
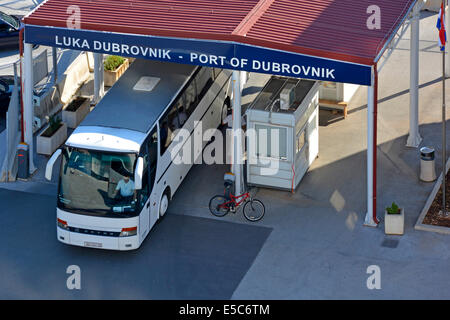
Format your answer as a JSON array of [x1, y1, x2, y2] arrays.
[[280, 83, 296, 110]]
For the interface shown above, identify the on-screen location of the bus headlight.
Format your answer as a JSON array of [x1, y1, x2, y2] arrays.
[[57, 218, 68, 230], [120, 227, 137, 237]]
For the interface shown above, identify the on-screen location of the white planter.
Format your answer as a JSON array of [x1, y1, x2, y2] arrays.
[[385, 208, 405, 235], [104, 58, 129, 87], [62, 97, 91, 129], [37, 122, 68, 156]]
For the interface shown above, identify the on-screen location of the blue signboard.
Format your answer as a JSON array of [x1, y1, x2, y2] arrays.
[[25, 25, 372, 85]]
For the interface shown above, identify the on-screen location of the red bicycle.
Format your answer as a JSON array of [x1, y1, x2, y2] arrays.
[[209, 186, 265, 222]]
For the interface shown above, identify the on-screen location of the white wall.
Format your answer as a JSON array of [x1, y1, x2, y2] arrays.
[[0, 75, 21, 181]]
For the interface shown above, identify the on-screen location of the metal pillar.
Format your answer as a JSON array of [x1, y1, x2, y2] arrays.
[[94, 53, 104, 103], [52, 47, 58, 84], [240, 71, 247, 92], [407, 4, 422, 148], [232, 70, 243, 196], [364, 65, 380, 227], [23, 43, 36, 174]]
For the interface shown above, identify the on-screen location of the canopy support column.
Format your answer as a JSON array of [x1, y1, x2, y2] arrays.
[[23, 42, 36, 174], [52, 47, 58, 84], [364, 65, 380, 227], [240, 71, 248, 92], [94, 53, 104, 103], [232, 70, 243, 196], [407, 3, 422, 148]]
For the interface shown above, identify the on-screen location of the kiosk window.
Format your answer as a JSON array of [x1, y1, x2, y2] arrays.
[[296, 130, 306, 154], [255, 124, 287, 160]]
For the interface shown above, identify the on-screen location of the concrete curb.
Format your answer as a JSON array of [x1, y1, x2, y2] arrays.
[[414, 157, 450, 235]]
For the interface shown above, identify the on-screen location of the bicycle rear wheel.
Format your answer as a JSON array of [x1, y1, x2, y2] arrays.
[[243, 199, 265, 222], [209, 195, 230, 217]]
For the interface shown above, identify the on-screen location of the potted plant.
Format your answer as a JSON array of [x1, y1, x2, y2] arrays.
[[37, 114, 67, 155], [104, 55, 129, 87], [385, 202, 405, 235], [62, 96, 91, 129]]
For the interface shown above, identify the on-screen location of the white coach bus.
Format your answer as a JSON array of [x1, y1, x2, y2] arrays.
[[46, 59, 232, 250]]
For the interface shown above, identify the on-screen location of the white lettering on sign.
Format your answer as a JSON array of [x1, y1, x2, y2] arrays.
[[56, 36, 172, 60], [54, 36, 337, 80]]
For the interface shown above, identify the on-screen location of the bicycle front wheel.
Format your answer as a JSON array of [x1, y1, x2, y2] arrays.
[[243, 199, 265, 222], [209, 195, 230, 217]]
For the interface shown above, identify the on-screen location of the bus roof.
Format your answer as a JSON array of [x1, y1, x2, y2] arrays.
[[80, 59, 197, 134]]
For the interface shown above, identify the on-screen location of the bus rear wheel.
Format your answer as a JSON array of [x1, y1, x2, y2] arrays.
[[221, 98, 231, 125], [159, 190, 170, 218]]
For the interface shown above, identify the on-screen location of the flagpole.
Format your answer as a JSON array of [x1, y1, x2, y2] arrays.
[[442, 0, 447, 215], [443, 43, 446, 215]]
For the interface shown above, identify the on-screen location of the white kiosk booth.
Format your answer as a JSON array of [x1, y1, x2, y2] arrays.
[[246, 76, 320, 191]]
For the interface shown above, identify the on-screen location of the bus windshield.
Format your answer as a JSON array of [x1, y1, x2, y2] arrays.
[[58, 147, 139, 218]]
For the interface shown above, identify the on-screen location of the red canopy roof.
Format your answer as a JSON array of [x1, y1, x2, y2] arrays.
[[24, 0, 416, 66]]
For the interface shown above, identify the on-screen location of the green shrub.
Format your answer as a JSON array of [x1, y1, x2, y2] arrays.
[[104, 55, 125, 71], [386, 202, 401, 214], [42, 114, 62, 137]]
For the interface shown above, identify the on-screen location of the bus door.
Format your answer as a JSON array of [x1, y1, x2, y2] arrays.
[[138, 127, 158, 237]]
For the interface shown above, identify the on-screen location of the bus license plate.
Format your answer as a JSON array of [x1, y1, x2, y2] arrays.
[[84, 241, 102, 248]]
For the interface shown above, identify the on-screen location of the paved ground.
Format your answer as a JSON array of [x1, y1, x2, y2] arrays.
[[0, 10, 449, 299]]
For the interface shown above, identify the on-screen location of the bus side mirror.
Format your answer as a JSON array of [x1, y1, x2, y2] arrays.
[[45, 149, 62, 181], [134, 157, 144, 190]]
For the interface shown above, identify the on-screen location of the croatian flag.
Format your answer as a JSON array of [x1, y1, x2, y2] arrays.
[[437, 1, 447, 51]]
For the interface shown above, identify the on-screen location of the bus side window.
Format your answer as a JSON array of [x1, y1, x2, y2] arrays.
[[196, 67, 213, 101], [213, 68, 222, 79], [159, 102, 178, 154], [183, 77, 197, 116]]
